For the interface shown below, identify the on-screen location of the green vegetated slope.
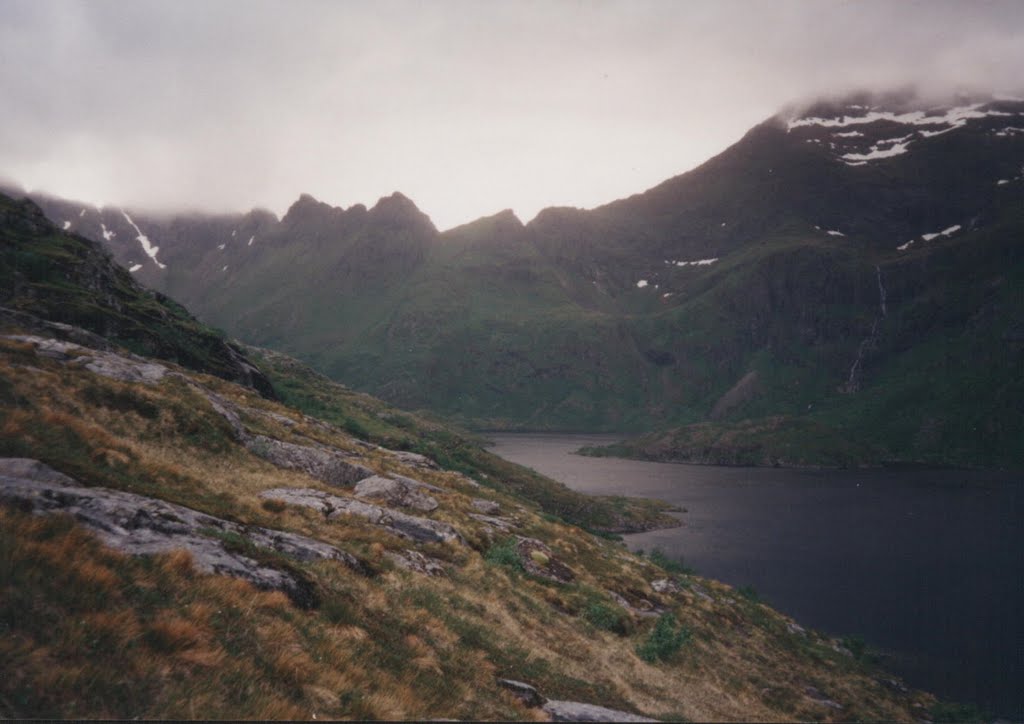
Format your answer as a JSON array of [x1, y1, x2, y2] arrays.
[[584, 195, 1024, 467], [0, 193, 274, 397], [0, 197, 937, 721], [20, 94, 1024, 467]]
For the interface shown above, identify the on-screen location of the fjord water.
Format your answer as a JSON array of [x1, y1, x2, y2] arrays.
[[489, 433, 1023, 718]]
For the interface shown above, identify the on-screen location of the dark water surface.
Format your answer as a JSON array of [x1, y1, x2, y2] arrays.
[[488, 433, 1024, 718]]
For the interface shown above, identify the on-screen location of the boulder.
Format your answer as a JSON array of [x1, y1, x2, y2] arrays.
[[651, 578, 680, 594], [354, 475, 439, 512], [471, 498, 501, 515], [515, 536, 574, 582]]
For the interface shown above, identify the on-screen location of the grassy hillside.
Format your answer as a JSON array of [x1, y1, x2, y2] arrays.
[[0, 328, 937, 721]]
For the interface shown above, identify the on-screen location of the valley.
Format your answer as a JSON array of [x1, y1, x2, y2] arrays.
[[2, 89, 1022, 721]]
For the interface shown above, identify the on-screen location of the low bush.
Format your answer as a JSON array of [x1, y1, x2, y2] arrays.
[[636, 612, 690, 663]]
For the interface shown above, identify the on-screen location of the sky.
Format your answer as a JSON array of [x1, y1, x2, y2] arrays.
[[1, 0, 1023, 231]]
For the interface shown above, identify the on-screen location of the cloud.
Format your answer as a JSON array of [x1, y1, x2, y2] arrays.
[[1, 0, 1022, 229]]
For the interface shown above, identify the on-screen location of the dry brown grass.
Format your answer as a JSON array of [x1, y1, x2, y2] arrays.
[[0, 346, 935, 722]]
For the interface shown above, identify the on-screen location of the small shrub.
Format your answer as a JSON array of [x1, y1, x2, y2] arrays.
[[648, 548, 693, 575], [583, 601, 629, 635], [737, 584, 761, 603], [840, 634, 866, 659], [636, 612, 691, 663], [484, 539, 523, 572], [930, 701, 987, 723]]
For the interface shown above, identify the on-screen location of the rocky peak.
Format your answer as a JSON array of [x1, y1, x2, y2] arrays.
[[368, 191, 436, 234]]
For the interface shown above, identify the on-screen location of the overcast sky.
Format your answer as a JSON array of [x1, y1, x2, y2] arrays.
[[1, 0, 1022, 230]]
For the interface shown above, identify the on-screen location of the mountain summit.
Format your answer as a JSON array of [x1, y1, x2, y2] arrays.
[[12, 91, 1024, 467]]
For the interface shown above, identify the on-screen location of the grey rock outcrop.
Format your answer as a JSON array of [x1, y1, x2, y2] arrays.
[[515, 536, 574, 583], [651, 578, 681, 594], [381, 449, 439, 470], [354, 475, 439, 512], [4, 335, 168, 384], [542, 700, 657, 722], [0, 458, 364, 606], [260, 487, 462, 545], [471, 498, 501, 515], [246, 435, 374, 488], [468, 513, 519, 535], [386, 549, 447, 576], [497, 679, 544, 708]]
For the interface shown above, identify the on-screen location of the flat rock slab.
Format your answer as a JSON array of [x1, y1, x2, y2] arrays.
[[247, 435, 374, 488], [379, 448, 439, 470], [543, 700, 658, 722], [0, 458, 366, 606], [5, 334, 168, 384], [260, 487, 462, 544], [354, 475, 439, 512]]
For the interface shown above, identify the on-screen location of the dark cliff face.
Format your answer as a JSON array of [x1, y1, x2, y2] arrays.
[[0, 192, 276, 398]]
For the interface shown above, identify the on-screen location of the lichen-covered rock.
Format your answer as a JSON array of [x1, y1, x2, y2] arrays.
[[260, 487, 463, 544], [4, 334, 168, 384], [651, 578, 681, 594], [381, 448, 439, 470], [354, 475, 439, 512], [515, 536, 574, 582], [542, 700, 657, 722], [468, 513, 517, 532], [0, 458, 364, 606], [246, 435, 374, 487], [471, 498, 501, 515], [386, 549, 447, 576]]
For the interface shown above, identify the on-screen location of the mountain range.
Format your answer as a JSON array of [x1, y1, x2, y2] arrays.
[[8, 90, 1024, 468], [0, 183, 940, 721]]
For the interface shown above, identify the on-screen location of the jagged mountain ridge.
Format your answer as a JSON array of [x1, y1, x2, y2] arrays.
[[12, 91, 1024, 465]]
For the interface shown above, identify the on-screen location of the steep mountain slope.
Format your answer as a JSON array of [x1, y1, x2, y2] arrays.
[[0, 200, 936, 720], [15, 92, 1024, 466], [0, 193, 274, 397]]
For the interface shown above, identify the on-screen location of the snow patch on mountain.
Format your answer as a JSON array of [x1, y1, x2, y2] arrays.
[[128, 263, 142, 272], [842, 140, 910, 163], [826, 230, 845, 237], [120, 211, 166, 269], [100, 223, 114, 241], [636, 279, 649, 288], [788, 102, 1013, 132], [62, 221, 71, 230], [667, 258, 719, 267], [248, 236, 254, 246], [899, 224, 962, 251]]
